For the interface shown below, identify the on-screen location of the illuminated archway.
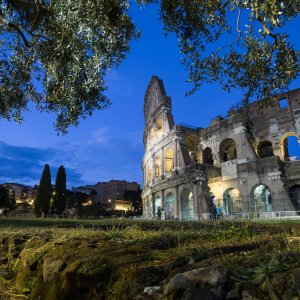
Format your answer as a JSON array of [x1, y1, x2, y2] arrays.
[[155, 155, 161, 177], [165, 192, 175, 220], [220, 139, 237, 162], [149, 127, 155, 145], [257, 141, 274, 158], [223, 188, 241, 215], [156, 117, 163, 140], [154, 195, 162, 219], [146, 161, 153, 184], [165, 148, 174, 173], [251, 184, 272, 212], [180, 189, 194, 220]]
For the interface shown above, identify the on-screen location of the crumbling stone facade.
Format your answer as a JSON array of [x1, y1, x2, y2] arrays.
[[142, 76, 300, 220]]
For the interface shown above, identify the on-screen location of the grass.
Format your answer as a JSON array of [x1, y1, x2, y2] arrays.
[[0, 218, 299, 299]]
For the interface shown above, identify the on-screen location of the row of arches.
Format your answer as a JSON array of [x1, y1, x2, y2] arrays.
[[201, 138, 238, 166], [148, 183, 300, 220], [201, 135, 299, 167], [153, 189, 194, 220], [145, 148, 174, 184], [221, 185, 272, 215], [219, 184, 300, 214]]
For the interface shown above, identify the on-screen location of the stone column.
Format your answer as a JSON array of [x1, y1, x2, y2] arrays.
[[152, 154, 155, 183], [193, 182, 199, 220], [161, 147, 165, 177], [151, 193, 155, 218], [161, 189, 165, 210], [174, 139, 178, 170], [175, 185, 179, 220]]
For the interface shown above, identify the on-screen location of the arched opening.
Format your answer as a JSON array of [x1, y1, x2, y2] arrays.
[[289, 185, 300, 211], [154, 195, 162, 219], [203, 147, 214, 165], [223, 188, 241, 215], [156, 117, 163, 140], [180, 189, 194, 220], [149, 127, 155, 145], [257, 141, 274, 158], [154, 156, 161, 177], [147, 162, 152, 184], [165, 148, 174, 173], [220, 139, 237, 162], [165, 192, 175, 220], [146, 196, 153, 219], [283, 135, 300, 161], [251, 184, 272, 212]]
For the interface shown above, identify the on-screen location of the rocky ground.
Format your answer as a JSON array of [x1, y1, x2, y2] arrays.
[[0, 219, 299, 299]]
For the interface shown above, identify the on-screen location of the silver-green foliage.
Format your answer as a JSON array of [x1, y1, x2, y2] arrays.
[[1, 1, 299, 132], [140, 0, 300, 107], [0, 0, 138, 133]]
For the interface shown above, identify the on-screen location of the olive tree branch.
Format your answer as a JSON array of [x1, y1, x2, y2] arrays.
[[254, 6, 278, 44], [0, 10, 31, 47]]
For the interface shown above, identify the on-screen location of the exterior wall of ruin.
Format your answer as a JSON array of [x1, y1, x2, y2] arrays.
[[142, 76, 300, 219]]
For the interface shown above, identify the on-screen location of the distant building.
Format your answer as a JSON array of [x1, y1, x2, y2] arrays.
[[71, 185, 95, 195], [94, 180, 140, 208], [1, 183, 33, 202]]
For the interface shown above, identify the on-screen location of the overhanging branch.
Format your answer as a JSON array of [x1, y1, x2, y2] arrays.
[[0, 11, 31, 47]]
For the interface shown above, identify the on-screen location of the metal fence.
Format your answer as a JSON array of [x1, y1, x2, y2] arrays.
[[200, 210, 300, 221]]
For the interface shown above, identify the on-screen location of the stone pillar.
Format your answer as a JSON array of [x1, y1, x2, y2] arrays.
[[234, 125, 256, 161], [161, 189, 165, 210], [193, 182, 199, 220], [152, 154, 155, 182], [174, 139, 178, 169], [151, 193, 155, 218], [175, 186, 180, 220], [161, 147, 165, 177]]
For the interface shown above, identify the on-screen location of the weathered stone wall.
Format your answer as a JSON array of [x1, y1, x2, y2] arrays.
[[142, 76, 300, 220]]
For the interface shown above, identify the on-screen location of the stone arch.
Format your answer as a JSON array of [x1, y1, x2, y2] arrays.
[[223, 188, 241, 215], [154, 155, 161, 177], [165, 192, 175, 220], [180, 189, 194, 220], [250, 184, 272, 212], [164, 148, 174, 173], [257, 141, 274, 158], [203, 147, 214, 165], [146, 160, 153, 184], [186, 134, 200, 162], [289, 185, 300, 211], [149, 127, 155, 145], [156, 117, 163, 140], [281, 132, 300, 161], [154, 194, 162, 219], [220, 138, 237, 162]]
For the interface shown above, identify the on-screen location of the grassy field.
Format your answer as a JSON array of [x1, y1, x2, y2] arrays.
[[0, 218, 299, 299]]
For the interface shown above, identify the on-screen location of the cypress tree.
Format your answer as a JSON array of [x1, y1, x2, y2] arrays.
[[34, 164, 52, 215], [0, 186, 9, 208], [53, 165, 66, 214]]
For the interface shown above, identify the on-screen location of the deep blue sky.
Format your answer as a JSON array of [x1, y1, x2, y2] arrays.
[[0, 3, 299, 188]]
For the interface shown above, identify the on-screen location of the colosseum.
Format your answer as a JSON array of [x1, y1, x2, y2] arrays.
[[142, 76, 300, 220]]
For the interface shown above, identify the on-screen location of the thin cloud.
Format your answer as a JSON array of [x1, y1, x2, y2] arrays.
[[0, 127, 144, 188]]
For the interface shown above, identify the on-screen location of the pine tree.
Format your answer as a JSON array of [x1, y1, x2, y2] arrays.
[[53, 165, 67, 214], [34, 164, 52, 215]]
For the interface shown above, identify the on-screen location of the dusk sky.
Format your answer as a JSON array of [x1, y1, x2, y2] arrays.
[[0, 3, 299, 188]]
